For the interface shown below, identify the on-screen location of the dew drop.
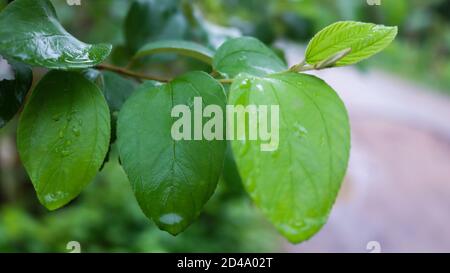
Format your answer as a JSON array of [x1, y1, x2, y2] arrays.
[[238, 56, 247, 62], [293, 123, 308, 138], [44, 191, 68, 204], [255, 83, 264, 92], [159, 213, 183, 225], [239, 78, 251, 89], [278, 224, 301, 239]]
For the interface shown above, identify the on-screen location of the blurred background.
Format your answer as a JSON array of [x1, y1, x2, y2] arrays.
[[0, 0, 449, 252]]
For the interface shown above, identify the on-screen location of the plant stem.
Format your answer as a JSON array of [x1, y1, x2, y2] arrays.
[[219, 79, 233, 84], [289, 48, 352, 72], [96, 63, 170, 82], [289, 60, 314, 72], [96, 63, 233, 84]]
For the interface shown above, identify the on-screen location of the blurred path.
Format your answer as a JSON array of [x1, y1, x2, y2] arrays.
[[279, 41, 450, 252]]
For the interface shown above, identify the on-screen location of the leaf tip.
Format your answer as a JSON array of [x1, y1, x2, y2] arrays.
[[155, 213, 189, 236], [91, 43, 113, 64], [277, 216, 328, 244], [37, 192, 73, 211], [391, 26, 399, 37]]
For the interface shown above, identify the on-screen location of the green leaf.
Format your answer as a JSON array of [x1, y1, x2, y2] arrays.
[[102, 72, 137, 114], [82, 70, 138, 167], [102, 71, 138, 143], [17, 71, 111, 210], [83, 70, 138, 114], [0, 56, 32, 129], [110, 45, 133, 67], [134, 40, 215, 65], [305, 21, 398, 66], [0, 0, 6, 11], [222, 142, 245, 197], [125, 0, 187, 53], [213, 37, 287, 78], [229, 72, 350, 243], [117, 71, 226, 235], [0, 0, 112, 69]]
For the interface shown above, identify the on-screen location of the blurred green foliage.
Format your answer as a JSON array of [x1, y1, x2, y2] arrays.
[[48, 0, 449, 93], [198, 0, 450, 92]]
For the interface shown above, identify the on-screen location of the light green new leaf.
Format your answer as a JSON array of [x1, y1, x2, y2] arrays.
[[17, 71, 111, 210], [134, 40, 215, 65], [0, 0, 112, 69], [213, 37, 287, 78], [0, 57, 32, 129], [305, 21, 397, 66], [229, 72, 350, 243], [117, 71, 226, 235]]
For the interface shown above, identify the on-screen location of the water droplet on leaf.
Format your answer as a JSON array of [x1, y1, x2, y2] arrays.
[[256, 83, 264, 92], [239, 78, 251, 89], [159, 213, 183, 225], [293, 123, 308, 138], [43, 191, 69, 205]]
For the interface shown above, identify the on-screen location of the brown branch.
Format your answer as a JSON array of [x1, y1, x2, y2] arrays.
[[96, 63, 233, 84], [96, 63, 169, 82]]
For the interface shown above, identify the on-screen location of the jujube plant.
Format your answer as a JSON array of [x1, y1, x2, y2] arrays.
[[0, 0, 397, 243]]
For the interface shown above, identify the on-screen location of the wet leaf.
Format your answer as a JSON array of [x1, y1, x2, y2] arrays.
[[117, 71, 226, 235], [134, 40, 215, 65], [213, 37, 287, 78], [0, 0, 112, 69], [0, 56, 32, 128], [229, 72, 350, 243], [17, 71, 111, 210]]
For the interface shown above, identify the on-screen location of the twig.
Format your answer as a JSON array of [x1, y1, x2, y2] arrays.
[[96, 63, 169, 82], [96, 63, 233, 84]]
